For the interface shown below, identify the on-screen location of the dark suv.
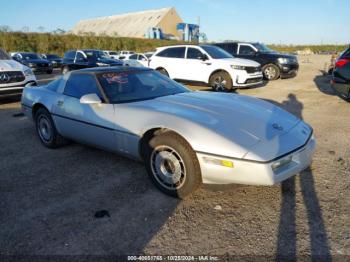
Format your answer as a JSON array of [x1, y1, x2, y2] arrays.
[[12, 52, 53, 74], [331, 47, 350, 101], [214, 42, 299, 80], [61, 49, 123, 74]]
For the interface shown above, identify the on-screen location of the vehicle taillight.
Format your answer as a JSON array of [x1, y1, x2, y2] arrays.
[[335, 58, 350, 68]]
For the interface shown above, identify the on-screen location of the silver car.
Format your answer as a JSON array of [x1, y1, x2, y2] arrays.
[[21, 67, 316, 198]]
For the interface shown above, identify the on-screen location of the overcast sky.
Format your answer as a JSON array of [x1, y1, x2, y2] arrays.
[[1, 0, 349, 44]]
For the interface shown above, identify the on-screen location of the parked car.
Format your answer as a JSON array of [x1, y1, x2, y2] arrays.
[[103, 50, 119, 60], [149, 44, 263, 91], [117, 51, 135, 60], [21, 66, 315, 198], [331, 47, 350, 101], [214, 42, 299, 80], [41, 54, 63, 68], [0, 49, 36, 98], [124, 52, 153, 67], [61, 49, 123, 74], [12, 52, 53, 74]]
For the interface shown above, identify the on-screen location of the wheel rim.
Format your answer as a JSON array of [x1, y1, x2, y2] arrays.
[[213, 76, 227, 91], [37, 115, 52, 142], [150, 145, 186, 190], [264, 66, 276, 80]]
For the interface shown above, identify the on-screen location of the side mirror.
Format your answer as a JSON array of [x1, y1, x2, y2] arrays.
[[200, 54, 209, 61], [80, 93, 102, 104]]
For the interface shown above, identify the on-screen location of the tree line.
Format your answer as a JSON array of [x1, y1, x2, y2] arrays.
[[0, 31, 348, 56]]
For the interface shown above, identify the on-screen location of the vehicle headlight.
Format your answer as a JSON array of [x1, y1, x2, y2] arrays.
[[231, 65, 246, 70], [277, 58, 290, 64], [96, 62, 109, 67], [28, 63, 35, 67], [24, 68, 34, 76], [271, 155, 293, 171]]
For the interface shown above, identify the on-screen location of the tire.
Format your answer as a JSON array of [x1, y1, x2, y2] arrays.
[[34, 108, 67, 148], [209, 71, 233, 92], [143, 131, 202, 199], [46, 69, 53, 74], [262, 64, 280, 80], [156, 68, 169, 77], [62, 66, 70, 75]]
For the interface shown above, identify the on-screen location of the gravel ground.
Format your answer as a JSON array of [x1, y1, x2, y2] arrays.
[[0, 55, 349, 260]]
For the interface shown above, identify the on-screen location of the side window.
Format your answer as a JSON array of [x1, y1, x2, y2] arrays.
[[239, 45, 256, 55], [138, 55, 147, 61], [186, 48, 204, 59], [129, 54, 138, 60], [64, 74, 102, 99], [75, 52, 86, 61], [156, 47, 186, 58]]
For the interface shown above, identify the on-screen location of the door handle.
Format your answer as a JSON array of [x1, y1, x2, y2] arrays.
[[57, 100, 64, 107]]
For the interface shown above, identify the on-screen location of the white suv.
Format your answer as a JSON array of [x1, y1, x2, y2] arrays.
[[149, 45, 263, 91], [0, 49, 37, 98]]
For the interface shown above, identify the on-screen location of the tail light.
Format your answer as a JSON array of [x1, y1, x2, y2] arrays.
[[335, 58, 350, 68]]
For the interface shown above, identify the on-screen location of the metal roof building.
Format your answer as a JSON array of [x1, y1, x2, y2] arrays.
[[71, 7, 183, 39]]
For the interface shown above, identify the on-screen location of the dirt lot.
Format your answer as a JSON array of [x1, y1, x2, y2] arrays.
[[0, 55, 349, 259]]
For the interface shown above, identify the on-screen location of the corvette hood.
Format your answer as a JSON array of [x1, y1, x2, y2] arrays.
[[141, 91, 305, 160], [0, 60, 26, 71]]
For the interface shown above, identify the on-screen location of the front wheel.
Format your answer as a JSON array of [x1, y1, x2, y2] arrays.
[[262, 64, 280, 80], [144, 131, 202, 198], [209, 71, 233, 92], [156, 68, 169, 77]]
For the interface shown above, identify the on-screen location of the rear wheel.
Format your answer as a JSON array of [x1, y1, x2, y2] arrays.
[[144, 131, 202, 198], [262, 64, 280, 80], [156, 68, 169, 77], [35, 108, 67, 148], [209, 71, 233, 92]]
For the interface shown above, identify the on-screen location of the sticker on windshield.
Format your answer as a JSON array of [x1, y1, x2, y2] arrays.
[[102, 73, 129, 84]]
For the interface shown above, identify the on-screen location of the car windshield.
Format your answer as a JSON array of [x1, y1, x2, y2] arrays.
[[253, 43, 275, 53], [0, 49, 11, 60], [201, 45, 233, 59], [97, 70, 190, 103], [46, 54, 60, 59], [22, 53, 40, 59], [84, 50, 110, 60]]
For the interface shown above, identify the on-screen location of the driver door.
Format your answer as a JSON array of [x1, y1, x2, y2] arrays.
[[183, 47, 213, 82], [237, 44, 257, 60], [52, 73, 118, 152]]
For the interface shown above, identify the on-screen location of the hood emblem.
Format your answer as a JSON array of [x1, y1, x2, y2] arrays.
[[272, 123, 284, 131], [0, 73, 10, 83]]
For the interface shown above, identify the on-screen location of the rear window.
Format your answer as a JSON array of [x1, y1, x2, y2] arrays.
[[156, 47, 186, 58], [341, 48, 350, 58]]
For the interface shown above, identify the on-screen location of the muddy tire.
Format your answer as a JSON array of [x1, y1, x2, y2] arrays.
[[143, 131, 202, 199]]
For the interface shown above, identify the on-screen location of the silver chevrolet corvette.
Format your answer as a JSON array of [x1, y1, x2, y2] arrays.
[[21, 67, 316, 198]]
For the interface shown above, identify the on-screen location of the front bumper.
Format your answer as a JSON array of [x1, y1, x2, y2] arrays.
[[231, 70, 264, 87], [0, 75, 37, 98], [278, 63, 299, 78], [197, 135, 316, 185]]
